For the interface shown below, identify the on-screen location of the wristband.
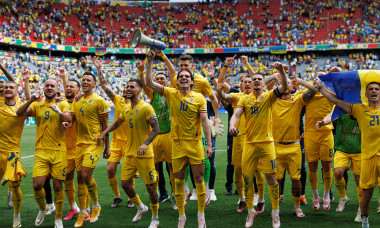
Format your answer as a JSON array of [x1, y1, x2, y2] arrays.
[[223, 64, 229, 68], [245, 63, 252, 69], [54, 109, 62, 115], [161, 55, 167, 60]]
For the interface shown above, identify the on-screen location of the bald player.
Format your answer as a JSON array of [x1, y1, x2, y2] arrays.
[[16, 78, 72, 228]]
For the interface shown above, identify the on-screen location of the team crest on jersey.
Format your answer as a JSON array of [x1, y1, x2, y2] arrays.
[[135, 108, 140, 115], [258, 95, 264, 102], [189, 97, 195, 103], [88, 99, 93, 104]]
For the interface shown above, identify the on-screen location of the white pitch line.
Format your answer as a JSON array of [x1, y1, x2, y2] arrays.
[[21, 155, 35, 159]]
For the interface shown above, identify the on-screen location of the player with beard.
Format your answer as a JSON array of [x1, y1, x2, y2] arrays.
[[0, 61, 15, 101], [314, 78, 380, 228], [68, 71, 110, 227], [16, 78, 72, 228], [139, 58, 177, 210], [98, 79, 160, 228], [55, 68, 90, 221], [217, 55, 254, 213], [0, 68, 32, 227], [92, 57, 131, 208], [229, 62, 288, 228]]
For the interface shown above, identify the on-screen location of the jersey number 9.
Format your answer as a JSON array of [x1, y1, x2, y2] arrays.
[[45, 111, 50, 120]]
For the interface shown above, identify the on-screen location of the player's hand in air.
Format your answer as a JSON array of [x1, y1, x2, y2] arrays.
[[329, 66, 342, 73], [207, 65, 215, 78], [137, 61, 144, 72], [240, 55, 248, 64], [56, 67, 66, 79], [155, 50, 164, 57], [225, 54, 237, 66], [271, 62, 285, 71], [92, 56, 102, 70], [21, 68, 31, 81], [137, 144, 148, 156], [147, 50, 155, 61]]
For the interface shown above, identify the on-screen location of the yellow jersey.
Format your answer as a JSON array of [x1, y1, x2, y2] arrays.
[[350, 103, 380, 159], [112, 94, 129, 141], [305, 93, 334, 132], [0, 94, 4, 101], [30, 99, 70, 150], [237, 90, 278, 143], [0, 101, 28, 152], [170, 72, 213, 97], [62, 100, 77, 151], [71, 94, 110, 145], [119, 100, 157, 158], [272, 93, 305, 142], [162, 87, 207, 140], [231, 92, 248, 135]]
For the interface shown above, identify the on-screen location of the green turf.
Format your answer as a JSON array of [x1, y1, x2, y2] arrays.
[[0, 113, 379, 227]]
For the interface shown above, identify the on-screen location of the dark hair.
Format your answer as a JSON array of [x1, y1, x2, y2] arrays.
[[156, 72, 168, 79], [253, 73, 264, 79], [366, 82, 380, 90], [83, 71, 96, 82], [68, 79, 81, 88], [179, 54, 193, 63], [128, 79, 143, 88], [177, 69, 194, 89]]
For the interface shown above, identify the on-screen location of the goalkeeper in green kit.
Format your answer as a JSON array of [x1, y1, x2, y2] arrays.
[[317, 112, 362, 222]]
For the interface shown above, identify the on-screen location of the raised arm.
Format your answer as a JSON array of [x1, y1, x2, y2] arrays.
[[216, 83, 233, 103], [21, 68, 31, 100], [314, 79, 350, 113], [265, 73, 281, 91], [200, 112, 213, 158], [207, 65, 218, 89], [16, 94, 39, 116], [229, 107, 244, 136], [137, 118, 159, 156], [56, 67, 68, 92], [155, 50, 176, 80], [92, 56, 115, 100], [271, 62, 288, 94], [241, 55, 255, 77], [217, 54, 236, 88], [297, 78, 313, 89], [137, 61, 152, 100], [0, 61, 15, 82], [145, 51, 164, 95]]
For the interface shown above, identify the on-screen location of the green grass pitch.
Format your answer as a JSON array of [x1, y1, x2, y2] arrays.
[[0, 113, 379, 227]]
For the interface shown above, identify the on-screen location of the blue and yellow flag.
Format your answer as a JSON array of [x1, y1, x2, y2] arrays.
[[319, 70, 380, 120]]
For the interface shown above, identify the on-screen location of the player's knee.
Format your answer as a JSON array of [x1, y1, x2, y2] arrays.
[[53, 184, 63, 192], [194, 175, 204, 183], [243, 174, 254, 186], [106, 166, 116, 177], [265, 173, 277, 186], [33, 182, 43, 191]]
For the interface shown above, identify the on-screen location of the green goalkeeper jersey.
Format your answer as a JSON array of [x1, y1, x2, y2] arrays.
[[334, 114, 361, 154], [151, 92, 171, 134]]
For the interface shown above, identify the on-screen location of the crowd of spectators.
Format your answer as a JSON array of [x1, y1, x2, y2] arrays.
[[0, 0, 379, 49]]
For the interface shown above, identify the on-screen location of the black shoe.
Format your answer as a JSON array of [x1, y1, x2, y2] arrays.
[[158, 194, 170, 203], [226, 188, 232, 195], [111, 197, 123, 208]]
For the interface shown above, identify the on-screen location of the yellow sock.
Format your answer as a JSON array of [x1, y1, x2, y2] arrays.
[[65, 180, 76, 207], [108, 176, 120, 197], [130, 195, 142, 207], [323, 170, 333, 192], [77, 184, 87, 210], [254, 172, 265, 199], [244, 174, 254, 210], [169, 168, 175, 194], [86, 178, 98, 205], [235, 166, 244, 197], [335, 178, 346, 198], [268, 183, 280, 210], [308, 171, 318, 190], [293, 196, 300, 207], [33, 188, 46, 211], [10, 181, 22, 215], [357, 187, 362, 207], [175, 178, 185, 215], [195, 182, 206, 213], [150, 203, 159, 216], [54, 190, 65, 219]]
